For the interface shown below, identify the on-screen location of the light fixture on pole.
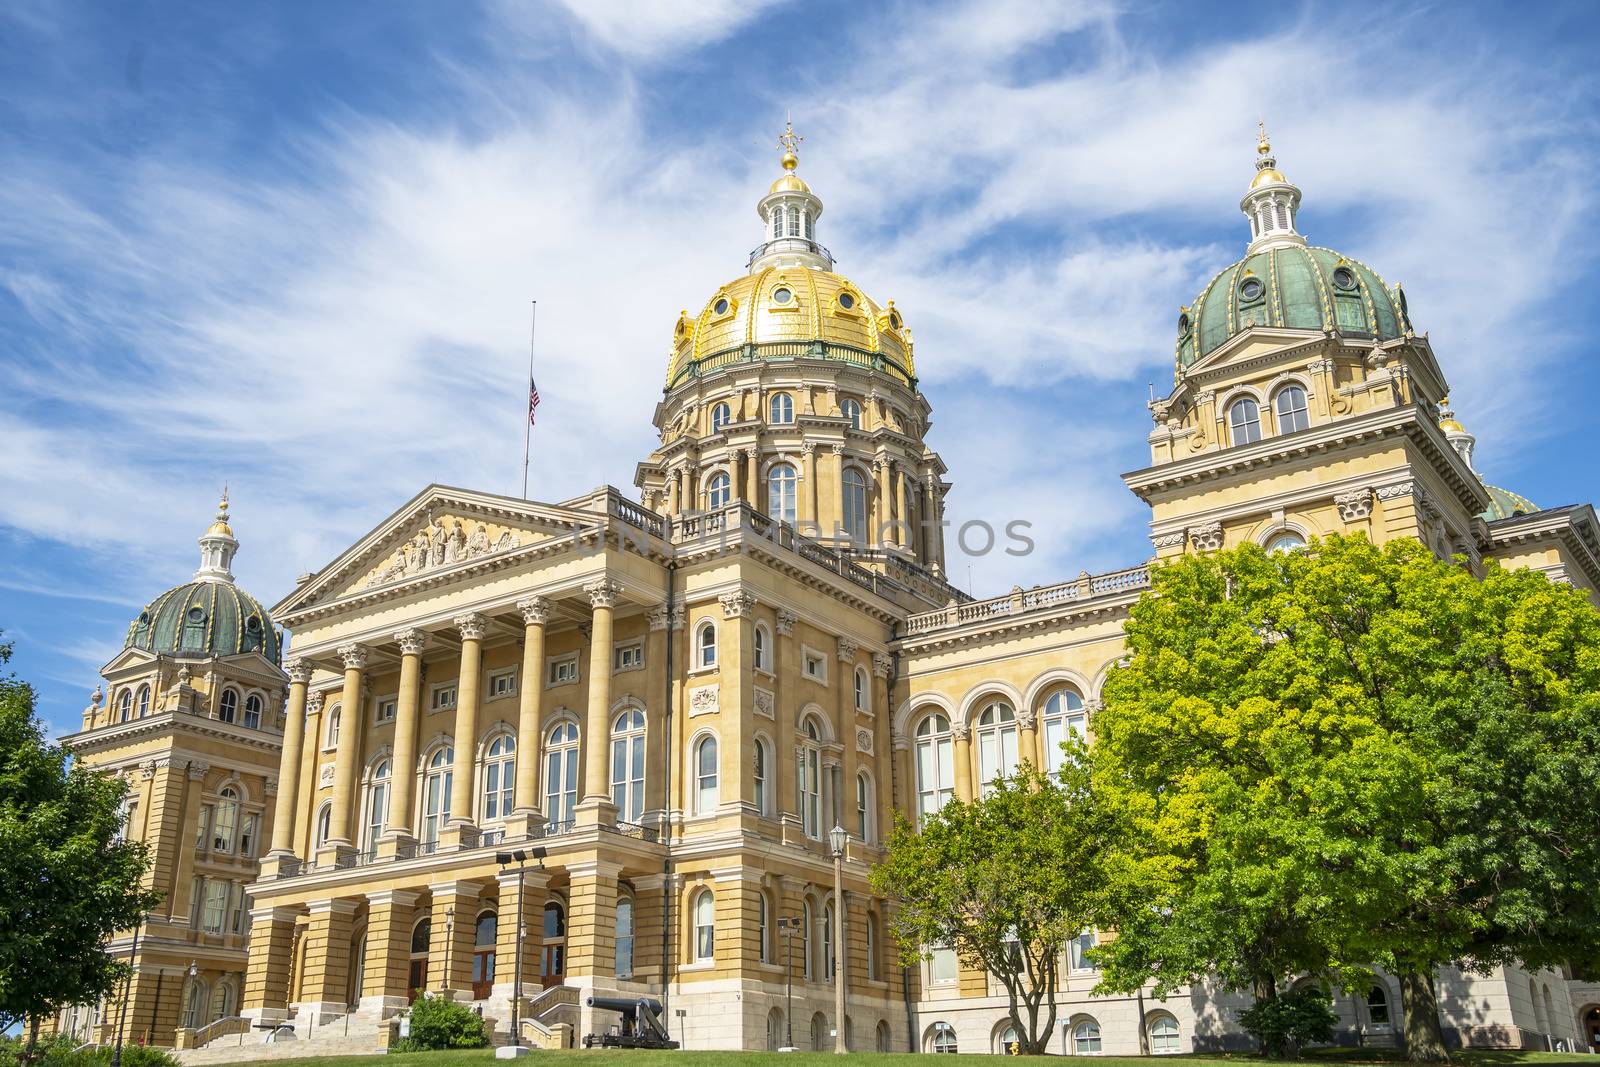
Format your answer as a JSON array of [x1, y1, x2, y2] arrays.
[[830, 824, 848, 1054], [778, 916, 803, 1052], [496, 847, 547, 1059]]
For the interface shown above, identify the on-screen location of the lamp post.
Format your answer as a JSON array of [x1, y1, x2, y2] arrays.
[[829, 824, 848, 1055], [778, 916, 802, 1051], [110, 922, 142, 1067], [496, 847, 547, 1054], [442, 906, 454, 994]]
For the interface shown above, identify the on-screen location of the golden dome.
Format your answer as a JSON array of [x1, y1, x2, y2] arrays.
[[770, 172, 810, 194], [667, 267, 915, 388], [1438, 397, 1465, 434], [1250, 167, 1287, 189], [206, 491, 234, 538]]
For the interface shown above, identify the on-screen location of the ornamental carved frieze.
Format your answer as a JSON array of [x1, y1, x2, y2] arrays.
[[688, 684, 720, 717], [754, 687, 775, 720], [1334, 488, 1374, 523], [856, 728, 875, 756], [365, 516, 521, 589], [1189, 522, 1224, 552], [1151, 531, 1186, 550]]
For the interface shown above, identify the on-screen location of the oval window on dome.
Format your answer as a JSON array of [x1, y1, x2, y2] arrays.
[[1178, 312, 1191, 333], [187, 607, 205, 623], [1332, 267, 1357, 291], [838, 292, 855, 310], [1239, 277, 1264, 302], [714, 297, 730, 315], [772, 287, 793, 305], [889, 310, 902, 329]]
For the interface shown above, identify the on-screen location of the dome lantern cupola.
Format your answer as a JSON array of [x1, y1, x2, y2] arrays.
[[1241, 123, 1306, 254], [196, 488, 239, 583], [751, 121, 833, 272]]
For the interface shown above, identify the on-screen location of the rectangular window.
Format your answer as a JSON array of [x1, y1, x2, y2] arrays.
[[195, 806, 211, 850], [930, 946, 958, 984], [202, 879, 228, 934], [374, 697, 397, 724], [190, 877, 204, 928], [1070, 928, 1098, 972], [613, 640, 644, 672], [803, 650, 827, 682], [240, 814, 258, 858], [430, 683, 457, 712], [547, 654, 579, 687], [228, 884, 247, 934], [487, 668, 517, 700]]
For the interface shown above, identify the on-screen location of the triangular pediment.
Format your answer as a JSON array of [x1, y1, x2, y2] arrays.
[[274, 484, 602, 617], [101, 645, 159, 676]]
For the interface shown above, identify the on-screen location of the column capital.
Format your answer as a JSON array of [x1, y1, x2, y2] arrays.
[[891, 730, 910, 751], [394, 628, 430, 656], [517, 595, 552, 626], [872, 652, 892, 678], [719, 590, 757, 619], [285, 658, 315, 685], [306, 691, 325, 716], [836, 638, 858, 662], [453, 613, 489, 642], [744, 447, 759, 460], [775, 608, 798, 636], [1016, 708, 1037, 730], [829, 443, 846, 456], [648, 606, 685, 631], [187, 761, 210, 781], [584, 578, 622, 609], [950, 723, 971, 742], [337, 643, 369, 671], [365, 889, 421, 909], [800, 441, 816, 456]]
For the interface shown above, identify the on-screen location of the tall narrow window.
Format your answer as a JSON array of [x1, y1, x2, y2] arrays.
[[842, 467, 868, 544], [707, 472, 731, 510], [239, 813, 257, 858], [711, 402, 732, 433], [218, 689, 238, 724], [976, 702, 1018, 794], [695, 735, 719, 814], [243, 694, 262, 729], [615, 896, 635, 978], [482, 735, 515, 822], [754, 738, 770, 816], [545, 722, 579, 829], [136, 685, 150, 718], [856, 771, 872, 842], [840, 398, 862, 429], [768, 392, 794, 424], [119, 690, 132, 722], [1228, 397, 1262, 445], [1041, 689, 1087, 774], [854, 666, 869, 713], [758, 892, 772, 963], [801, 900, 813, 980], [326, 705, 341, 748], [202, 879, 228, 934], [696, 621, 717, 669], [611, 708, 646, 822], [823, 902, 835, 980], [1274, 384, 1310, 434], [786, 207, 799, 238], [366, 760, 390, 857], [213, 786, 239, 853], [799, 719, 822, 838], [694, 889, 715, 960], [422, 747, 453, 845], [866, 912, 880, 981], [316, 804, 331, 848], [754, 624, 771, 672], [767, 463, 797, 524], [914, 713, 955, 820]]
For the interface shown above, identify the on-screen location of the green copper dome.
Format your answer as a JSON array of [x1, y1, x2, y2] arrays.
[[124, 580, 281, 665], [1176, 246, 1413, 372], [1480, 484, 1538, 522]]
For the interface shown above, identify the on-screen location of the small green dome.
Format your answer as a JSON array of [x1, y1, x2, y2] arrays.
[[1480, 484, 1538, 522], [1176, 246, 1413, 372], [125, 580, 281, 665]]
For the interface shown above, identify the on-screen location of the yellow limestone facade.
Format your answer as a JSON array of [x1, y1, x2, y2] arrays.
[[72, 127, 1599, 1056]]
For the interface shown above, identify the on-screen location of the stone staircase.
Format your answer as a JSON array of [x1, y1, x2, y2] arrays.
[[174, 1010, 388, 1064]]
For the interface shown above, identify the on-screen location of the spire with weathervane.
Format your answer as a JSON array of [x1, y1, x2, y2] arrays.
[[195, 488, 239, 583], [1241, 122, 1306, 254], [750, 119, 834, 272]]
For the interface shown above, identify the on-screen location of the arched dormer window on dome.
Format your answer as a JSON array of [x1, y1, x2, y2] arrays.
[[768, 392, 794, 424]]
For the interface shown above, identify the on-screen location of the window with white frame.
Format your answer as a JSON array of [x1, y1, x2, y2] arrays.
[[118, 689, 132, 722], [482, 735, 515, 822], [976, 701, 1019, 794], [768, 392, 794, 425], [801, 899, 813, 980], [914, 713, 955, 820], [694, 621, 717, 669], [315, 803, 331, 848], [547, 654, 579, 687], [694, 734, 719, 814], [196, 805, 211, 850], [1228, 396, 1262, 445], [324, 705, 341, 748], [767, 463, 797, 525], [611, 708, 646, 822], [243, 693, 263, 729], [213, 786, 239, 853], [842, 467, 869, 544], [1072, 1019, 1102, 1055], [840, 397, 862, 430], [1042, 688, 1087, 774], [1149, 1015, 1180, 1054], [421, 748, 452, 845], [240, 812, 258, 858], [758, 891, 772, 963], [1274, 384, 1310, 434], [822, 901, 835, 980], [364, 759, 389, 857], [754, 738, 770, 816], [202, 879, 229, 934], [856, 771, 872, 843], [711, 402, 732, 433], [929, 946, 957, 985], [136, 685, 150, 718], [615, 895, 635, 978], [1266, 530, 1306, 554], [1070, 928, 1098, 972], [799, 718, 822, 838], [487, 668, 517, 700], [430, 683, 457, 712], [693, 889, 715, 961], [753, 623, 772, 673], [544, 722, 579, 827], [614, 640, 643, 672], [802, 649, 826, 683], [374, 696, 397, 724], [218, 689, 238, 724], [930, 1021, 958, 1054], [853, 666, 869, 713], [706, 471, 731, 510]]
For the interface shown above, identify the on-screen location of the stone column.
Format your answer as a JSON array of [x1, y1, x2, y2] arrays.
[[361, 889, 419, 1013], [268, 659, 312, 859], [509, 597, 549, 836], [873, 458, 891, 548], [324, 644, 368, 857], [631, 872, 667, 984], [447, 613, 488, 834], [428, 881, 479, 998], [644, 606, 678, 827], [744, 447, 759, 506], [298, 898, 360, 1017], [579, 579, 620, 819], [799, 442, 817, 532], [873, 653, 894, 844], [952, 722, 975, 803], [924, 478, 944, 575], [242, 906, 300, 1023], [1017, 708, 1039, 772], [167, 761, 209, 921], [297, 693, 324, 859], [775, 609, 801, 837], [565, 859, 621, 979], [492, 868, 551, 1004], [891, 731, 911, 834], [381, 630, 427, 855], [837, 639, 859, 838], [827, 444, 846, 541], [721, 590, 756, 816], [894, 463, 909, 549]]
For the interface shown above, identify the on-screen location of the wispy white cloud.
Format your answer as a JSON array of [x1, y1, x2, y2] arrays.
[[537, 0, 793, 60]]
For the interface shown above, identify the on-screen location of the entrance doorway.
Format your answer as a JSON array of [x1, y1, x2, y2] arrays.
[[471, 912, 497, 1000], [408, 917, 430, 1002], [1584, 1007, 1600, 1053], [540, 901, 566, 988]]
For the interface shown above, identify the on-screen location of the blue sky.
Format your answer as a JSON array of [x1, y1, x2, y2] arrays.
[[3, 0, 1599, 737]]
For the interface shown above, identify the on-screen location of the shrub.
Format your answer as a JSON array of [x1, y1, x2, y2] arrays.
[[0, 1038, 178, 1067], [405, 993, 489, 1050], [1237, 987, 1338, 1059]]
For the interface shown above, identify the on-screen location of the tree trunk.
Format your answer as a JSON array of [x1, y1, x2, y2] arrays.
[[1251, 975, 1291, 1060], [1399, 968, 1451, 1063]]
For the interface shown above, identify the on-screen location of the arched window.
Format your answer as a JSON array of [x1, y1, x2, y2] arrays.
[[866, 911, 880, 981], [213, 786, 239, 853], [711, 402, 732, 433], [545, 722, 579, 829], [1073, 1019, 1102, 1055], [856, 771, 872, 842], [693, 889, 715, 961], [840, 397, 862, 430], [472, 911, 497, 994], [767, 463, 797, 524], [914, 713, 955, 819], [694, 734, 719, 814], [421, 746, 453, 845], [611, 707, 646, 823], [243, 693, 263, 730], [758, 891, 772, 963], [1266, 530, 1306, 554], [853, 666, 869, 713], [695, 620, 717, 669], [706, 472, 731, 510], [753, 623, 771, 672], [117, 689, 132, 722], [325, 705, 341, 749], [1366, 984, 1391, 1027], [786, 207, 799, 238], [1228, 397, 1262, 445], [772, 210, 783, 240], [822, 901, 835, 980], [1150, 1014, 1180, 1054], [812, 1012, 829, 1052], [997, 1024, 1019, 1055], [218, 689, 238, 724], [799, 718, 823, 838], [842, 467, 869, 544], [768, 1009, 785, 1052], [1274, 384, 1310, 434], [136, 685, 150, 719], [1041, 688, 1087, 774], [768, 392, 794, 425], [366, 760, 390, 856], [315, 802, 332, 849], [930, 1022, 958, 1054], [754, 738, 771, 816], [615, 894, 635, 978], [182, 978, 207, 1029], [482, 735, 515, 822], [207, 978, 233, 1024], [976, 701, 1018, 794], [876, 1020, 892, 1053]]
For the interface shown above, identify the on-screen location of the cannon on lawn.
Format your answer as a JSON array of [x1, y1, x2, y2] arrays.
[[582, 995, 680, 1050]]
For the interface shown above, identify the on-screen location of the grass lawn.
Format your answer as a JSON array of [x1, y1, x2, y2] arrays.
[[254, 1049, 1595, 1067]]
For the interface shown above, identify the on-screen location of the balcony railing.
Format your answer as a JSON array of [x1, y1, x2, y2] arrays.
[[902, 564, 1153, 636], [667, 339, 914, 390]]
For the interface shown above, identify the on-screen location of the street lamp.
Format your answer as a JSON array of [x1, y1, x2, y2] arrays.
[[496, 847, 548, 1055], [829, 824, 848, 1055], [778, 916, 803, 1051], [110, 921, 142, 1067]]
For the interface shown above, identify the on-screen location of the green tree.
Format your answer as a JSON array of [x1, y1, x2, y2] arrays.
[[871, 763, 1112, 1054], [1089, 535, 1600, 1062], [0, 634, 159, 1042]]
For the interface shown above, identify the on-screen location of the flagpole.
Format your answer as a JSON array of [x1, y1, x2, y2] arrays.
[[522, 300, 536, 500]]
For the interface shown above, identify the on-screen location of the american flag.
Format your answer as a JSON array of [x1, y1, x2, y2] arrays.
[[528, 377, 541, 426]]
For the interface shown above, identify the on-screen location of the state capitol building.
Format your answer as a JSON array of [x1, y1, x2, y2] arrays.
[[51, 126, 1600, 1057]]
